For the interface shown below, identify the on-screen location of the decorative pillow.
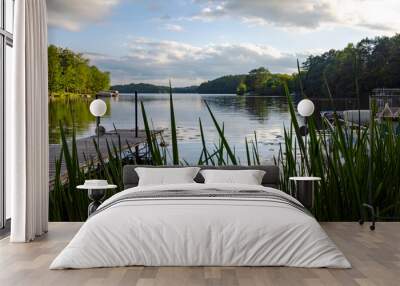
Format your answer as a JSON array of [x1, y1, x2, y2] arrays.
[[135, 167, 201, 186], [200, 169, 266, 185]]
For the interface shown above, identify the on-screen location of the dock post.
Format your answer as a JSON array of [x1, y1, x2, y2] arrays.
[[135, 91, 139, 161], [95, 93, 100, 139], [135, 91, 138, 138]]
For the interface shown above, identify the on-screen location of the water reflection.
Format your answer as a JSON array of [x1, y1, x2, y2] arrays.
[[49, 99, 111, 143], [49, 94, 292, 163]]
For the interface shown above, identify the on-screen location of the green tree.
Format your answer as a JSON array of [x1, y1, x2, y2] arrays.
[[241, 67, 294, 96], [300, 34, 400, 107], [48, 45, 110, 96], [236, 81, 247, 95], [198, 75, 246, 94], [48, 45, 62, 94], [245, 67, 271, 94]]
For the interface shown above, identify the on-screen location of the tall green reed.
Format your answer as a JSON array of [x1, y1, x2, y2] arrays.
[[278, 74, 400, 221], [49, 123, 137, 221], [140, 93, 261, 166]]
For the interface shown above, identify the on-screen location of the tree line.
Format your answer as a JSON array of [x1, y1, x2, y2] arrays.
[[48, 45, 110, 96], [111, 76, 245, 94], [300, 34, 400, 107], [111, 72, 295, 95], [197, 75, 246, 94], [237, 67, 295, 96], [111, 82, 198, 93]]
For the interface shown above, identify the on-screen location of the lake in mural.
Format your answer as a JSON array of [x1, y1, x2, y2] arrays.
[[49, 94, 296, 164]]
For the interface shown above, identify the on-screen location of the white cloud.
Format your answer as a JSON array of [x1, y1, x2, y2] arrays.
[[85, 38, 304, 86], [335, 0, 400, 33], [46, 0, 400, 33], [192, 0, 400, 33], [192, 0, 336, 28], [163, 23, 184, 32], [47, 0, 120, 31]]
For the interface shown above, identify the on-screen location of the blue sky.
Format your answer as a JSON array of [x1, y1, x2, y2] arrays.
[[47, 0, 399, 86]]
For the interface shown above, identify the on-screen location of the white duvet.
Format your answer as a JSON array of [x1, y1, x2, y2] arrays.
[[50, 183, 351, 269]]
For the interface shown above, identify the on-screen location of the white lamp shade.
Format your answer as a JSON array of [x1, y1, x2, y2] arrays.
[[297, 99, 315, 117], [89, 99, 107, 117]]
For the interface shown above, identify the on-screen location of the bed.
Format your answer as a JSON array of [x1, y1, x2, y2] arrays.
[[50, 165, 351, 269]]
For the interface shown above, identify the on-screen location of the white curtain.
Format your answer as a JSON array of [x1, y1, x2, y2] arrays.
[[8, 0, 49, 242]]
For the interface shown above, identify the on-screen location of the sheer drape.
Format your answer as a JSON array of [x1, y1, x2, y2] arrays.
[[8, 0, 49, 242]]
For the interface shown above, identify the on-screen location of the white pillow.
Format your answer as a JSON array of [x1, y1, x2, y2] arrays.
[[135, 167, 201, 186], [200, 169, 266, 185]]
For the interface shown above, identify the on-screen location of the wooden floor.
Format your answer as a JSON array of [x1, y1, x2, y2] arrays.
[[0, 222, 399, 286]]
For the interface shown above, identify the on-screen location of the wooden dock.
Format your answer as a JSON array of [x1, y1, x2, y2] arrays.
[[49, 129, 162, 188]]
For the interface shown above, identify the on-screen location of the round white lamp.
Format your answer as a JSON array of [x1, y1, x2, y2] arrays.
[[89, 99, 107, 143], [89, 99, 107, 117], [297, 99, 315, 117]]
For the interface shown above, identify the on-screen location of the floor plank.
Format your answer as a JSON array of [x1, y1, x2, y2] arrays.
[[0, 222, 399, 286]]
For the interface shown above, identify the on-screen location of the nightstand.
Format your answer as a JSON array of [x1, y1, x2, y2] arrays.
[[289, 177, 321, 209], [77, 182, 117, 216]]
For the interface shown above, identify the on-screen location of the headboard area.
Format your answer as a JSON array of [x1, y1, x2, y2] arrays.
[[123, 165, 280, 189]]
